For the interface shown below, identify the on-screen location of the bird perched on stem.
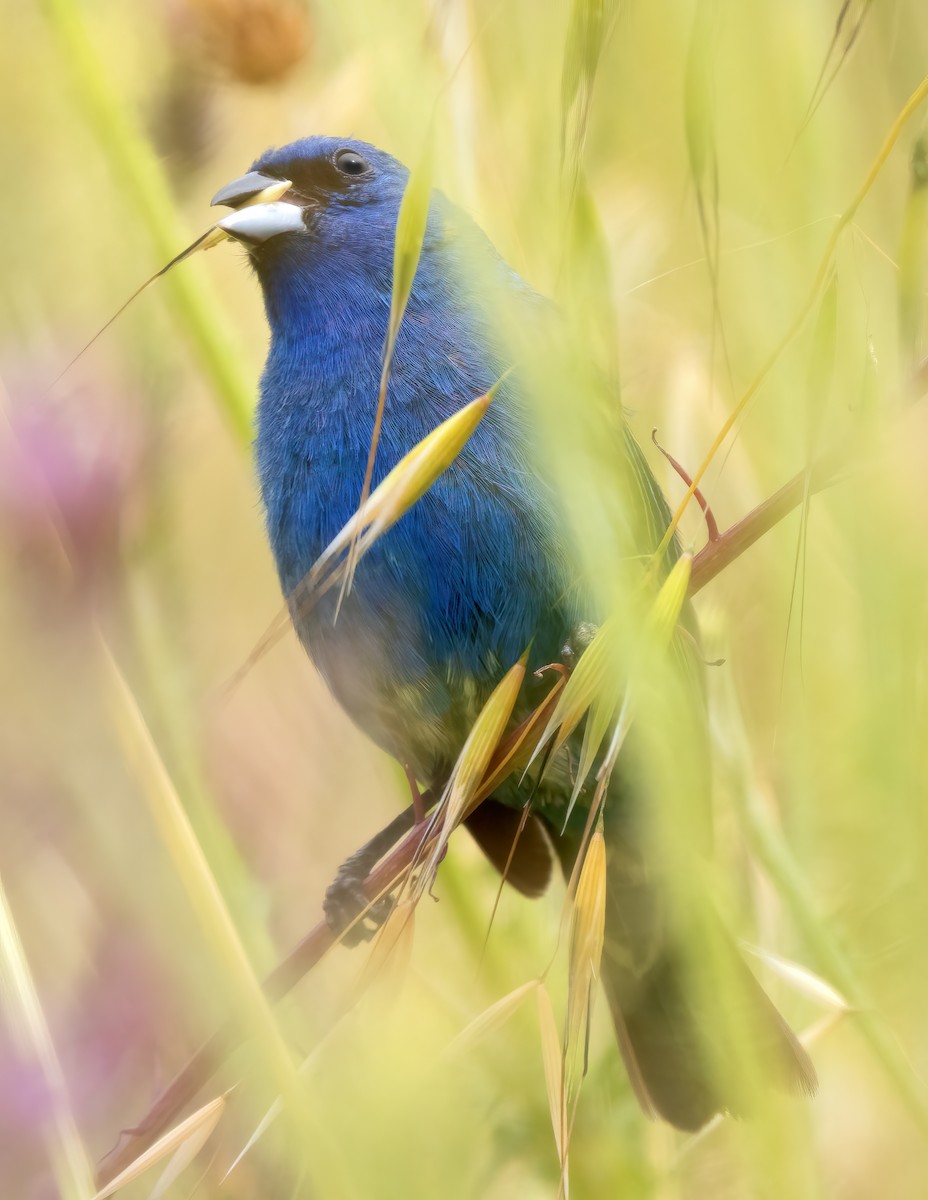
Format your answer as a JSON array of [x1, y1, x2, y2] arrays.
[[212, 135, 816, 1130]]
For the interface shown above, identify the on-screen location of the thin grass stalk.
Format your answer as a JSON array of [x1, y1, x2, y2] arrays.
[[40, 0, 253, 443], [128, 574, 278, 967], [898, 132, 928, 366], [656, 71, 928, 562], [794, 0, 873, 147], [782, 274, 838, 677]]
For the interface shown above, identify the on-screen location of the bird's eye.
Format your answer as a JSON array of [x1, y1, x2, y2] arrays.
[[334, 149, 370, 177]]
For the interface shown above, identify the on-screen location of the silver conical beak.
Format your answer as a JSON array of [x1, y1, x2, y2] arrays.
[[210, 171, 285, 208]]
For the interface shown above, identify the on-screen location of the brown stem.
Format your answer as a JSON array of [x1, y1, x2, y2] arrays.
[[689, 444, 847, 595], [652, 428, 722, 542], [95, 444, 849, 1187]]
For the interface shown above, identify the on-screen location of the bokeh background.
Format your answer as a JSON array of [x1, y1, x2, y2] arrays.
[[2, 0, 928, 1196]]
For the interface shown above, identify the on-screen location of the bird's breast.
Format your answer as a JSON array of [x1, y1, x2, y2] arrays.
[[257, 377, 567, 781]]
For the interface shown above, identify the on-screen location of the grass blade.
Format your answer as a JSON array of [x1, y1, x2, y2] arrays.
[[91, 1095, 226, 1200], [564, 823, 606, 1115], [0, 876, 94, 1200], [423, 652, 528, 882], [341, 135, 435, 604], [354, 900, 417, 1010], [441, 980, 540, 1060]]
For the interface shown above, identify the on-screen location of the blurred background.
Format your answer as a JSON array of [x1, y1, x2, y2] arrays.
[[2, 0, 928, 1196]]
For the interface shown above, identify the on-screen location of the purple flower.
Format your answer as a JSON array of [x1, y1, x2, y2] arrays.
[[0, 377, 145, 597]]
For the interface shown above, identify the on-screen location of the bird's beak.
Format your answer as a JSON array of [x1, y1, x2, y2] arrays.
[[216, 201, 306, 245], [210, 171, 289, 209], [209, 172, 303, 245]]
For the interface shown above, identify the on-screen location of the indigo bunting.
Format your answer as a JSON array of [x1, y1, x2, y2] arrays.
[[213, 137, 816, 1129]]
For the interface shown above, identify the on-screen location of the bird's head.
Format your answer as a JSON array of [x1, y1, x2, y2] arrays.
[[212, 135, 411, 278]]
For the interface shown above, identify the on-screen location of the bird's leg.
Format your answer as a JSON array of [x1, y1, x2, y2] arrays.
[[404, 764, 427, 826]]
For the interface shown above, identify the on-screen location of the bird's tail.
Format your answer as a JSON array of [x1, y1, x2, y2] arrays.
[[601, 833, 818, 1131]]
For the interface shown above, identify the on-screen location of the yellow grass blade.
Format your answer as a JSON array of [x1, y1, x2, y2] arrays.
[[564, 825, 606, 1112], [52, 174, 292, 388], [189, 177, 294, 254], [537, 984, 569, 1196], [387, 142, 435, 354], [646, 552, 692, 644], [341, 135, 435, 604], [424, 652, 528, 881], [564, 692, 616, 823], [301, 388, 495, 605], [223, 1024, 345, 1184], [91, 1095, 227, 1200], [357, 389, 495, 553], [227, 383, 497, 693], [531, 618, 617, 764], [548, 555, 691, 824], [800, 1010, 848, 1049], [476, 669, 567, 801], [743, 945, 851, 1013], [567, 826, 607, 992], [589, 694, 633, 811], [147, 1102, 225, 1200], [354, 900, 417, 1010], [441, 980, 540, 1060]]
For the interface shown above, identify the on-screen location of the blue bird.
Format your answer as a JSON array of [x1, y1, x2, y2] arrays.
[[212, 136, 816, 1130]]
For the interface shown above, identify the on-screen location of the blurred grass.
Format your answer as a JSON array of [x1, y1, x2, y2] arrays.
[[1, 0, 928, 1197], [0, 874, 94, 1200], [41, 0, 254, 444]]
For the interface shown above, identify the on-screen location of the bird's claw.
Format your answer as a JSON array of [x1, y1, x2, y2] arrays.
[[321, 800, 421, 946]]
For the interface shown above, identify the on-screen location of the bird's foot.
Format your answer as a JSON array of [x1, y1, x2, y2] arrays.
[[324, 864, 394, 946], [322, 806, 416, 947], [559, 622, 598, 668]]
